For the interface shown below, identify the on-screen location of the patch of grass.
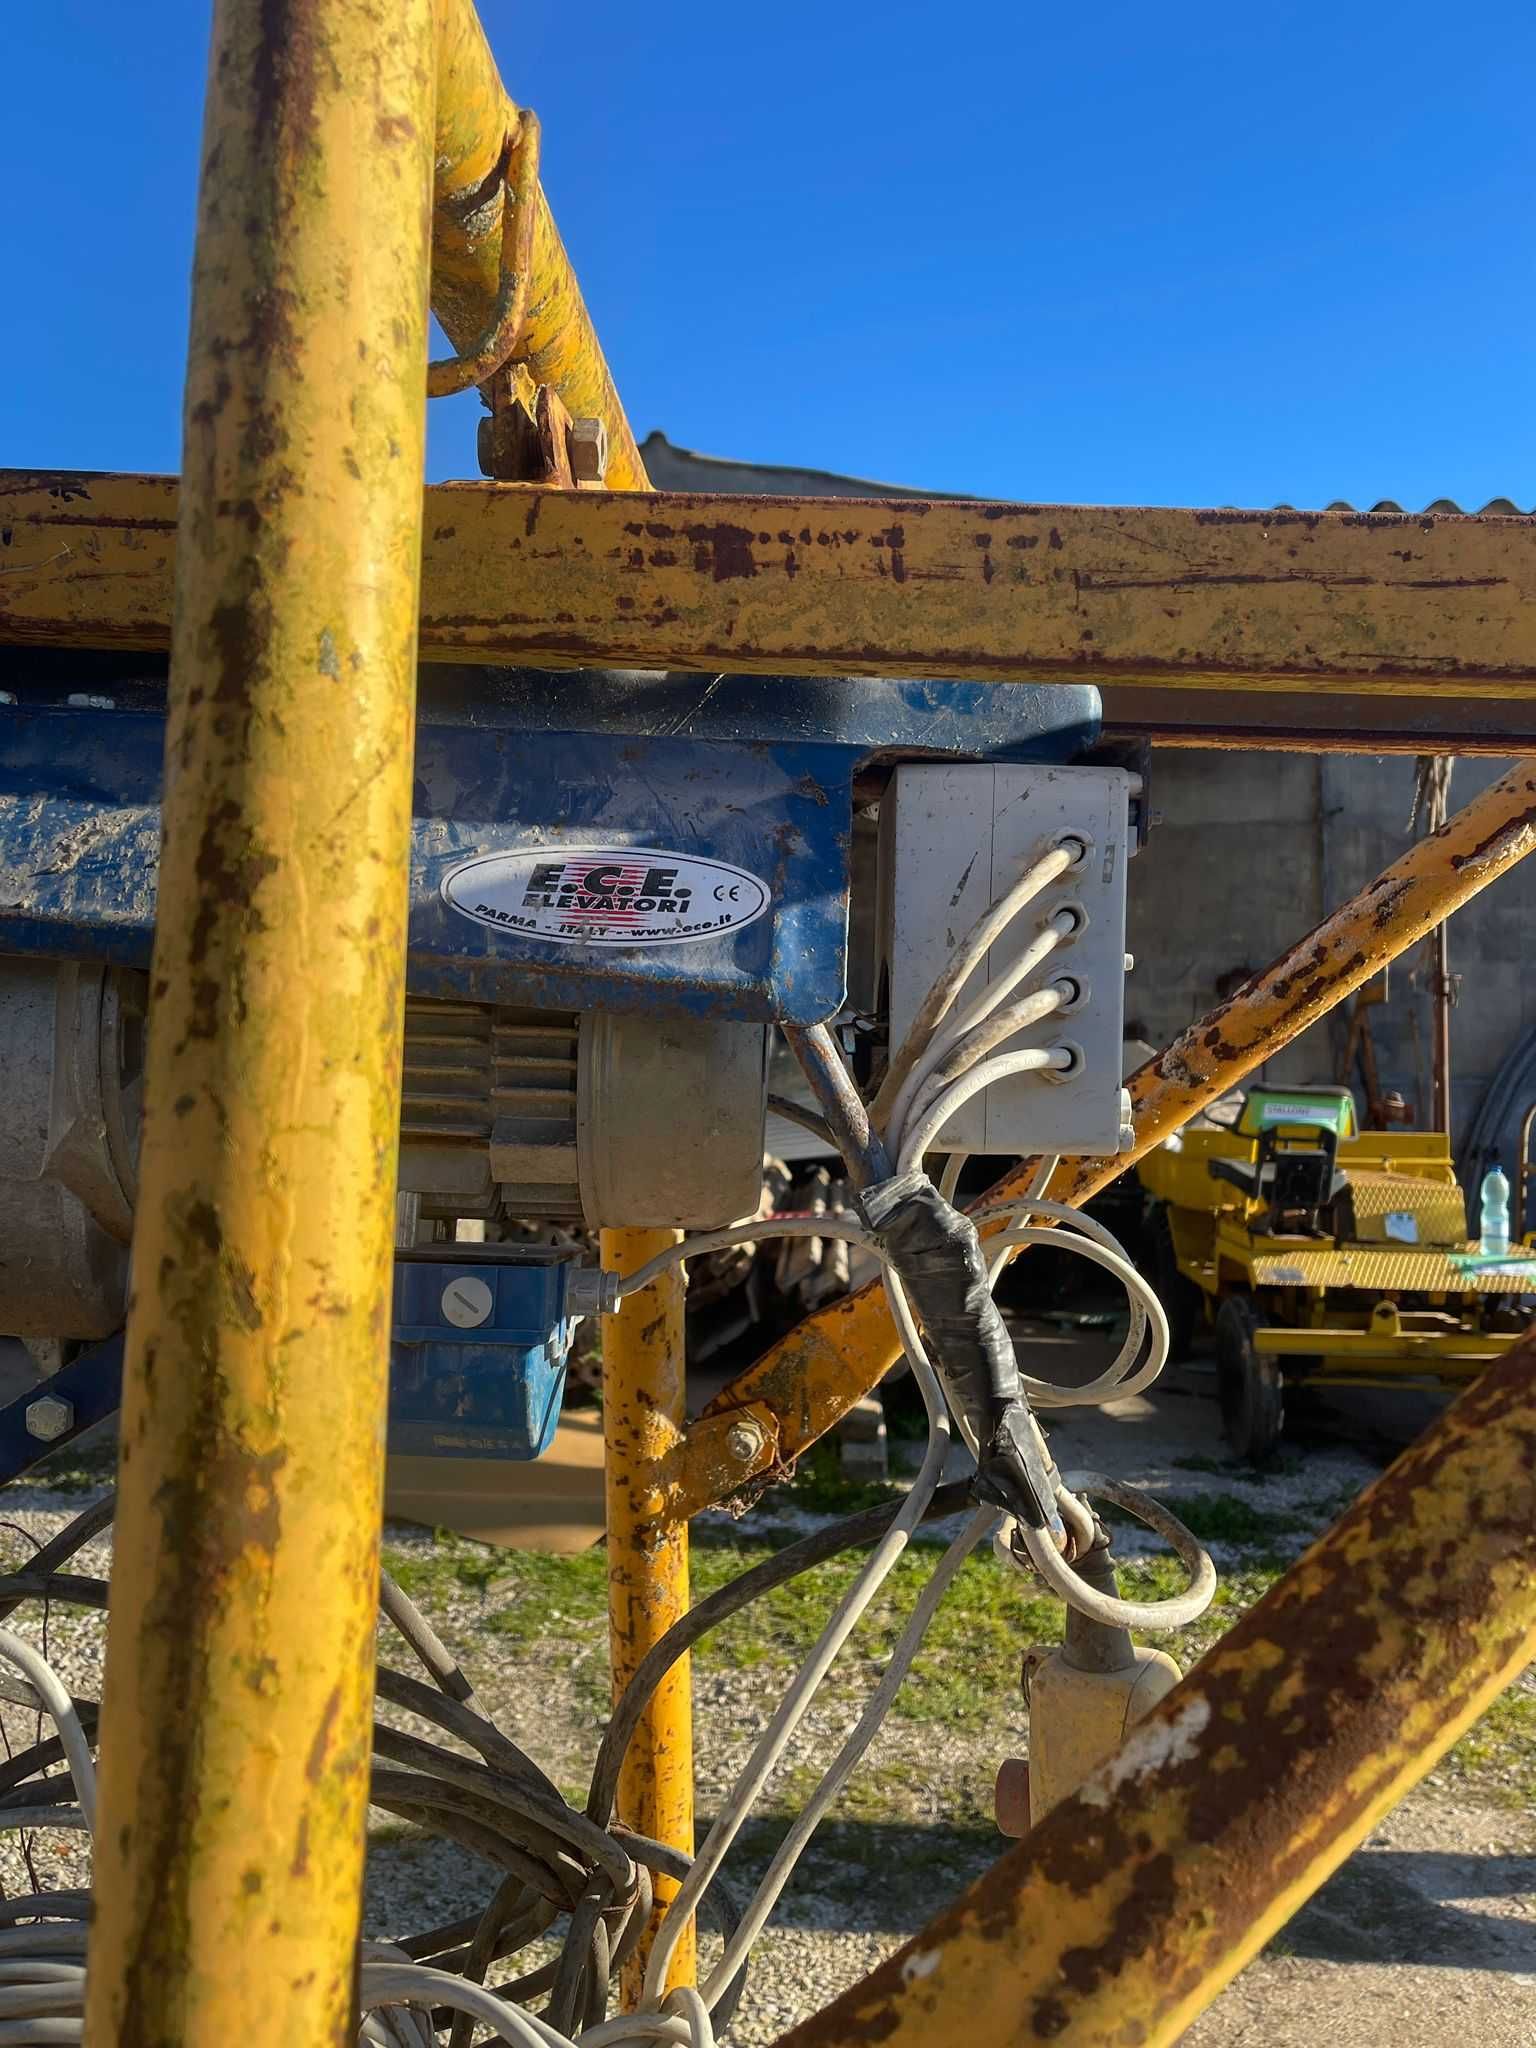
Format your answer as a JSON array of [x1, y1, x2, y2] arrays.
[[782, 1440, 903, 1516], [382, 1536, 610, 1657], [1444, 1682, 1536, 1807], [25, 1442, 116, 1493], [1156, 1492, 1305, 1548], [482, 1548, 609, 1649], [1099, 1489, 1308, 1557], [1123, 1555, 1284, 1669], [891, 1557, 1059, 1729], [382, 1534, 507, 1606]]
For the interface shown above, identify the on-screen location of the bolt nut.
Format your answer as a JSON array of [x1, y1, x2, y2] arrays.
[[567, 417, 609, 485], [25, 1395, 74, 1443], [726, 1416, 766, 1465], [1040, 1040, 1084, 1085]]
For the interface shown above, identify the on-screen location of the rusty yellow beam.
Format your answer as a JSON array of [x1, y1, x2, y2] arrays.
[[600, 1228, 696, 2002], [431, 0, 647, 487], [82, 2, 434, 2041], [7, 473, 1536, 695], [773, 1328, 1536, 2048], [676, 756, 1536, 1517]]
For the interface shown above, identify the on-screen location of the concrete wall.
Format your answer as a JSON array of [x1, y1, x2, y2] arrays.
[[1127, 752, 1536, 1181]]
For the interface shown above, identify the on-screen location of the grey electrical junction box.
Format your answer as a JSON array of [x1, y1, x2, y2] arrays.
[[876, 763, 1138, 1158]]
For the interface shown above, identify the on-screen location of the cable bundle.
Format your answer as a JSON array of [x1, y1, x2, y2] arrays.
[[0, 1479, 994, 2046], [0, 836, 1216, 2042]]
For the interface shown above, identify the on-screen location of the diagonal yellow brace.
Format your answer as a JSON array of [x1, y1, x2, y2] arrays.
[[772, 1324, 1536, 2048]]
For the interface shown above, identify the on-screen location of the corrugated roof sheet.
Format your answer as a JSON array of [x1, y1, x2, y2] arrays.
[[1282, 499, 1533, 516], [644, 435, 1531, 515]]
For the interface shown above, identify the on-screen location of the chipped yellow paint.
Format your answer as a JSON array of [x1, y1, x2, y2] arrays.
[[8, 475, 1536, 694], [83, 3, 434, 2041], [771, 1333, 1536, 2048], [601, 1228, 696, 2001]]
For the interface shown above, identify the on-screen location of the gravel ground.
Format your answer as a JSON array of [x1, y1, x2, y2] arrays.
[[0, 1358, 1530, 2044]]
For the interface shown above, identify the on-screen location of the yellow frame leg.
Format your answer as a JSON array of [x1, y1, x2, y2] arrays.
[[82, 2, 434, 2040], [602, 1226, 696, 2001]]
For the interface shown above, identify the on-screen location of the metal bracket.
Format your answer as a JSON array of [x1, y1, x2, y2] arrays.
[[427, 111, 542, 398], [0, 1334, 123, 1485]]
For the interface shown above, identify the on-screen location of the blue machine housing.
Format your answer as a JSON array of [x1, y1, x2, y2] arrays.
[[390, 1246, 577, 1461], [0, 1245, 579, 1484], [0, 653, 1100, 1465], [0, 654, 1100, 1025]]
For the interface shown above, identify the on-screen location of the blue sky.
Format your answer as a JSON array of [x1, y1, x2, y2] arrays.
[[4, 2, 1531, 506]]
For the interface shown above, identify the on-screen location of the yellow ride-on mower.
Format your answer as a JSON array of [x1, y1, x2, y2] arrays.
[[1138, 1085, 1535, 1460]]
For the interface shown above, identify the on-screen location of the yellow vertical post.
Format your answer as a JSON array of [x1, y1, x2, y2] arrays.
[[601, 1226, 696, 2001], [83, 3, 434, 2043]]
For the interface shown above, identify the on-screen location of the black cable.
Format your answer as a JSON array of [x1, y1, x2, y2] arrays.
[[0, 1497, 112, 1628], [587, 1480, 972, 1827], [379, 1567, 477, 1706], [0, 1482, 974, 2036], [766, 1093, 837, 1149]]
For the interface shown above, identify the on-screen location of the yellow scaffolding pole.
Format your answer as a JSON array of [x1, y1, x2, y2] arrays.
[[772, 1327, 1536, 2048], [432, 0, 649, 487], [82, 1, 434, 2040], [601, 1229, 696, 2000]]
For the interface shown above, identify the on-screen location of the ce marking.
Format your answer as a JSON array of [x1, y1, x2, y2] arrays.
[[713, 883, 742, 902]]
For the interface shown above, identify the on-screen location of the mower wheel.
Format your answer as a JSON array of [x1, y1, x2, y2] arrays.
[[1215, 1294, 1284, 1464], [1146, 1205, 1204, 1362]]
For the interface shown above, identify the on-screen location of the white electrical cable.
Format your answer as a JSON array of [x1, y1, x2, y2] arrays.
[[361, 1964, 571, 2048], [937, 1151, 969, 1202], [897, 1047, 1071, 1175], [871, 841, 1078, 1122], [1011, 1471, 1217, 1631], [0, 1634, 95, 1836], [872, 1167, 1208, 1630], [977, 1224, 1166, 1408], [601, 926, 1210, 2014], [640, 1295, 955, 2004], [615, 1217, 882, 1301], [702, 1504, 997, 2003], [887, 983, 1066, 1154], [579, 2017, 697, 2048], [938, 908, 1079, 1047]]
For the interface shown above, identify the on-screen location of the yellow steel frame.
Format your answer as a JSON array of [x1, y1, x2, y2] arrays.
[[1255, 1325, 1520, 1378], [7, 469, 1536, 692], [6, 3, 1536, 2041]]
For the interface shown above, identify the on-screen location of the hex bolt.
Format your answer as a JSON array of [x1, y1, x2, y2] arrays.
[[26, 1395, 74, 1443], [567, 417, 609, 485], [726, 1415, 766, 1465]]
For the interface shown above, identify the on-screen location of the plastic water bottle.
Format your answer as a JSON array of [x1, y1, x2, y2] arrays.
[[1479, 1165, 1511, 1258]]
